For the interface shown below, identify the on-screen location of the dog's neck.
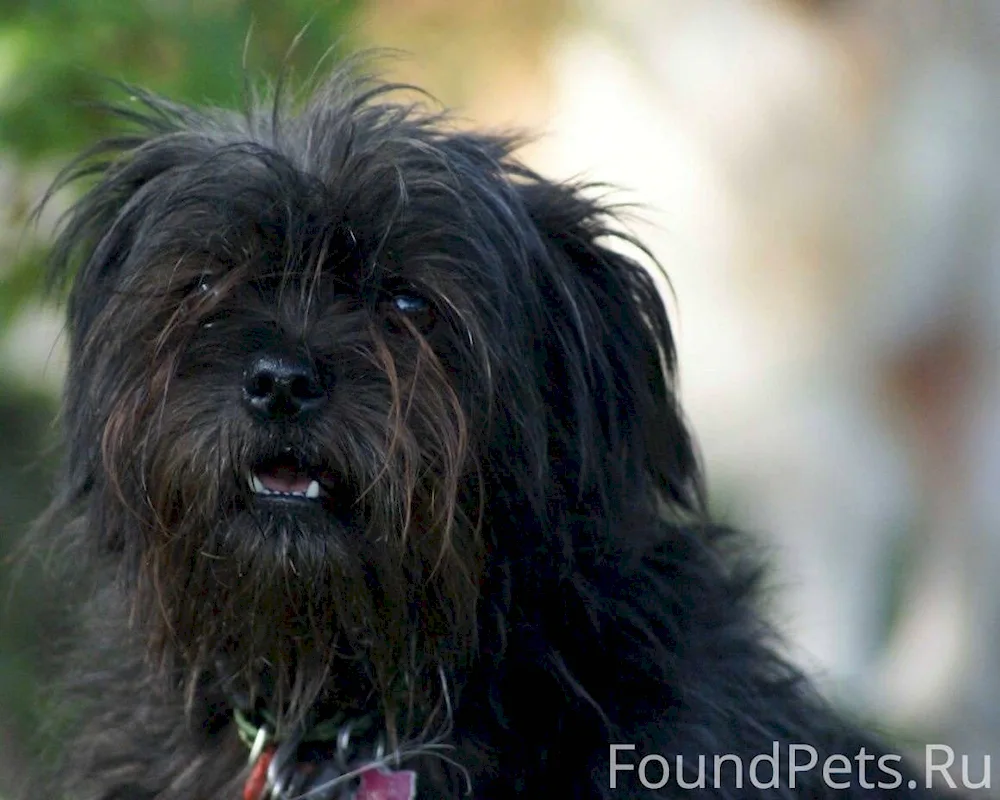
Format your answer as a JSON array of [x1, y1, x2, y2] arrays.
[[211, 646, 457, 799], [224, 671, 421, 800]]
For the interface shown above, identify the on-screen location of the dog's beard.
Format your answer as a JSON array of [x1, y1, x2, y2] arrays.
[[92, 317, 484, 735]]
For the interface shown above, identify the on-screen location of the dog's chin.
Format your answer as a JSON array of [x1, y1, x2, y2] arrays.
[[250, 495, 355, 534], [204, 489, 366, 578], [225, 497, 363, 567], [226, 452, 367, 554]]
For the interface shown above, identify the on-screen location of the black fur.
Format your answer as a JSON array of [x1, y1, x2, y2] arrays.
[[35, 63, 953, 799]]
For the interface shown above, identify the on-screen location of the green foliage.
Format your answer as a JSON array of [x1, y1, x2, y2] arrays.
[[0, 0, 362, 159], [0, 0, 362, 336]]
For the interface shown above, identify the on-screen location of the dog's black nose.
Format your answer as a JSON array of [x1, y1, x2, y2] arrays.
[[243, 354, 326, 420]]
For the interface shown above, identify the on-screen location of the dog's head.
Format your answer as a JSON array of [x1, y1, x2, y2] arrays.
[[47, 67, 700, 727]]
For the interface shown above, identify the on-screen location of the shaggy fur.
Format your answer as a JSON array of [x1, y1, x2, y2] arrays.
[[36, 63, 952, 798]]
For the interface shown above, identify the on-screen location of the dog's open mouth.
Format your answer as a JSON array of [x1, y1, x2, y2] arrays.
[[247, 454, 359, 522], [249, 455, 323, 501]]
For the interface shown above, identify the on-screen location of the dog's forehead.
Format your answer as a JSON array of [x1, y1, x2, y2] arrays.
[[131, 118, 532, 289], [52, 74, 618, 344]]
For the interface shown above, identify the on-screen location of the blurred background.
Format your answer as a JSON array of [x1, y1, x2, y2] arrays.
[[1, 0, 998, 792]]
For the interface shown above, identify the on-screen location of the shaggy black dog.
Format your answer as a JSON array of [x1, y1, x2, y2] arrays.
[[36, 64, 958, 799]]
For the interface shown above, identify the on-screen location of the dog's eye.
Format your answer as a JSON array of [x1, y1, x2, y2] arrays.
[[381, 288, 435, 333], [391, 294, 429, 314], [180, 273, 214, 296]]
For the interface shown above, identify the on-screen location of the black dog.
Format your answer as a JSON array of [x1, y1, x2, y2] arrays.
[[36, 63, 958, 799]]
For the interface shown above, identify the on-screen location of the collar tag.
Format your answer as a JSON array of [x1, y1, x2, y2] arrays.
[[356, 767, 418, 800]]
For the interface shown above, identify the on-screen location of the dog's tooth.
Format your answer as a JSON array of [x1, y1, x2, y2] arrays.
[[306, 480, 320, 499], [250, 474, 266, 494]]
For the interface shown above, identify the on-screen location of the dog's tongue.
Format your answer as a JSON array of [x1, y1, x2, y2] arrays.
[[258, 463, 312, 493]]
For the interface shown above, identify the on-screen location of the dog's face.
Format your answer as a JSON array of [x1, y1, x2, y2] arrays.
[[49, 72, 698, 725]]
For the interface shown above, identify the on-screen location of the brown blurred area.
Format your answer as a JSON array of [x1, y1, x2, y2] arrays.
[[360, 0, 566, 131]]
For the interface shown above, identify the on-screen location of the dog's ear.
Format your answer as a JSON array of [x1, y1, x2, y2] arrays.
[[518, 180, 702, 515]]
